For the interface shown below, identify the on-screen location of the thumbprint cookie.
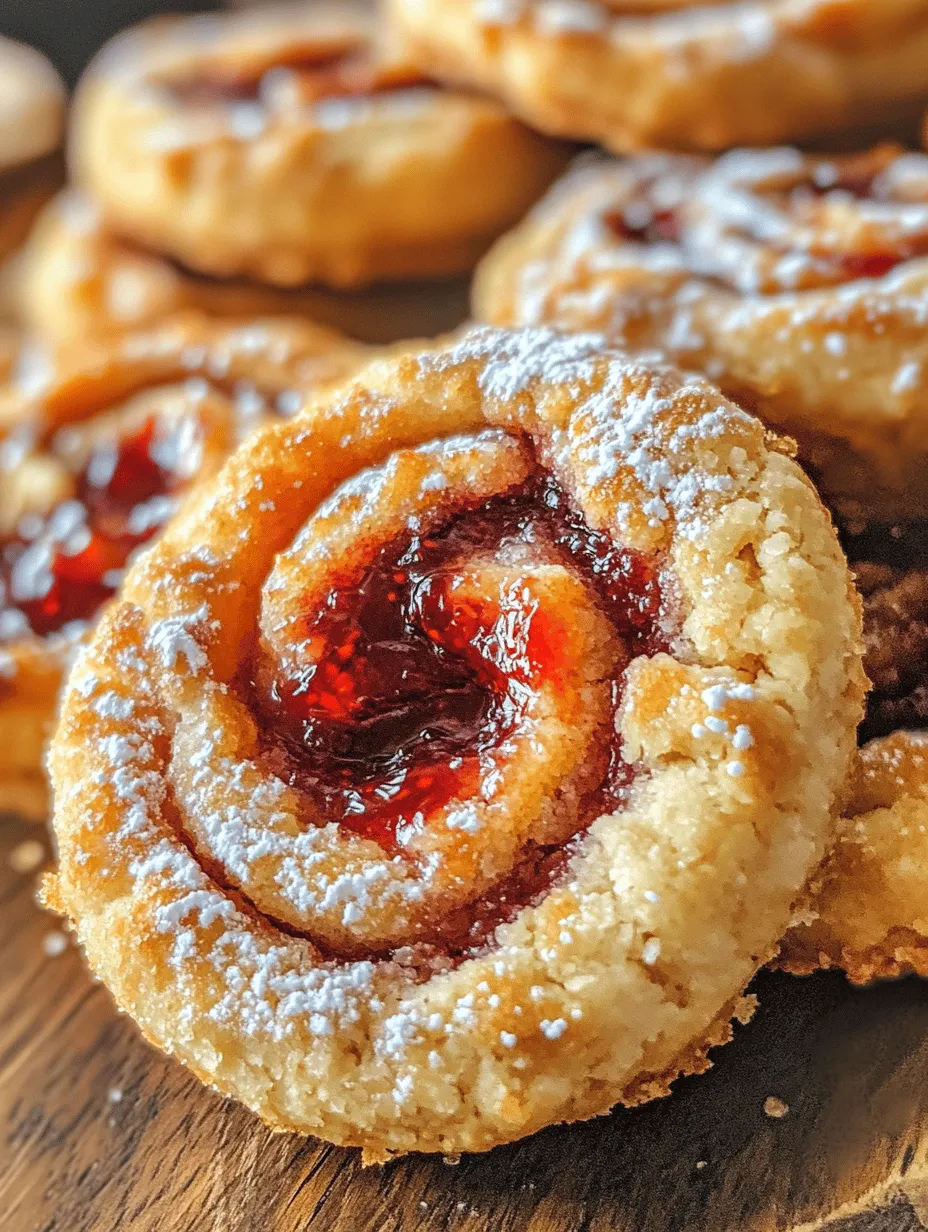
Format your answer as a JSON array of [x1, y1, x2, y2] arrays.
[[44, 326, 864, 1158], [476, 146, 928, 522], [388, 0, 928, 152], [0, 36, 65, 275], [0, 314, 366, 820], [15, 192, 471, 348], [68, 3, 572, 290]]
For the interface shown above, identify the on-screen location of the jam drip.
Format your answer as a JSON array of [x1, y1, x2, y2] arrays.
[[0, 417, 193, 640], [169, 44, 432, 108], [254, 475, 668, 852], [842, 520, 928, 744]]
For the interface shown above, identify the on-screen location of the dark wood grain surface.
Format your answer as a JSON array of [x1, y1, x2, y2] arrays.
[[3, 811, 928, 1232]]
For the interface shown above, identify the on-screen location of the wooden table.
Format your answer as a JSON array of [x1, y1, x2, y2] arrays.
[[4, 815, 928, 1231]]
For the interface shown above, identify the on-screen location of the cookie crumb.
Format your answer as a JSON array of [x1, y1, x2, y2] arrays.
[[764, 1096, 789, 1119], [9, 840, 45, 874], [42, 930, 68, 957]]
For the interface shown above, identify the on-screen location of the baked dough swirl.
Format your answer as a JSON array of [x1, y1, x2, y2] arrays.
[[388, 0, 928, 152], [45, 327, 865, 1158], [0, 314, 365, 819], [68, 2, 571, 290], [476, 146, 928, 521]]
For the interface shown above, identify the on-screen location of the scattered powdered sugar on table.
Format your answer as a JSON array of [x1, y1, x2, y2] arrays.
[[42, 930, 69, 957], [9, 840, 45, 874]]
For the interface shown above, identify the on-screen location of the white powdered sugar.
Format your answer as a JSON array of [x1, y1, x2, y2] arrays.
[[77, 683, 386, 1042], [426, 326, 756, 541], [146, 607, 210, 673]]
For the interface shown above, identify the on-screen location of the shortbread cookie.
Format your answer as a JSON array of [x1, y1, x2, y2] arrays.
[[15, 192, 471, 346], [0, 36, 65, 276], [69, 3, 571, 288], [389, 0, 928, 152], [0, 35, 65, 175], [780, 521, 928, 982], [476, 146, 928, 521], [0, 314, 365, 818], [45, 326, 864, 1157]]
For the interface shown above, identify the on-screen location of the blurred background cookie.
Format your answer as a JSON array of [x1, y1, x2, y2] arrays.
[[475, 144, 928, 523], [67, 3, 572, 287], [15, 190, 472, 345], [0, 313, 367, 818], [0, 34, 66, 320], [388, 0, 928, 152]]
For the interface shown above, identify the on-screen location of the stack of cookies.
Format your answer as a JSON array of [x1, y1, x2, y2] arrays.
[[3, 0, 928, 1165]]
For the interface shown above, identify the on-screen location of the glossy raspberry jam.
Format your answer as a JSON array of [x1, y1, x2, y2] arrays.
[[254, 474, 668, 853], [0, 417, 192, 640]]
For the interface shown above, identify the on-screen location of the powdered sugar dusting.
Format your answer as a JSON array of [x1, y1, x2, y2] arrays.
[[430, 326, 755, 541]]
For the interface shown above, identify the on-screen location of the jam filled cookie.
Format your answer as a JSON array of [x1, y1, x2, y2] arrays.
[[0, 314, 365, 820], [68, 3, 572, 290], [476, 146, 928, 522], [388, 0, 928, 152], [15, 192, 471, 347], [779, 521, 928, 983], [0, 36, 65, 276], [44, 326, 864, 1158]]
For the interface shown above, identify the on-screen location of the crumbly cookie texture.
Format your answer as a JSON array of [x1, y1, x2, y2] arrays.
[[45, 326, 864, 1159], [388, 0, 928, 152], [69, 2, 571, 289], [778, 520, 928, 984], [0, 314, 366, 821], [779, 731, 928, 984], [16, 192, 471, 347], [475, 146, 928, 522]]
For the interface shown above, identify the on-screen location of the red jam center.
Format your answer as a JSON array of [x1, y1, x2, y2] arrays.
[[255, 475, 667, 851], [0, 417, 192, 640], [606, 153, 928, 284], [605, 206, 680, 246]]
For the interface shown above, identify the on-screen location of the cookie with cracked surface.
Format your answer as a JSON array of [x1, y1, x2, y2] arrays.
[[779, 520, 928, 983]]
